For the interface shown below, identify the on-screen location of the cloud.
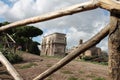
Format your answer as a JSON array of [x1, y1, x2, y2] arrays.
[[0, 0, 110, 51], [0, 1, 9, 16]]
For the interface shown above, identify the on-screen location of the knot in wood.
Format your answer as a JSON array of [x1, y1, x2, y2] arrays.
[[111, 9, 120, 18]]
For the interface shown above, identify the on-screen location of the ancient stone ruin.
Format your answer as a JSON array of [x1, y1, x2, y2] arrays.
[[67, 39, 103, 59], [79, 39, 101, 57], [66, 39, 108, 62], [41, 32, 66, 57]]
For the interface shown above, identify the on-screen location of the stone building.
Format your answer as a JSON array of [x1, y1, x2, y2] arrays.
[[83, 46, 101, 57], [41, 32, 66, 56], [79, 39, 101, 57], [67, 39, 101, 58]]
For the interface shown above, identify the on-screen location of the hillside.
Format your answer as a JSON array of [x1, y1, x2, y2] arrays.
[[0, 53, 110, 80]]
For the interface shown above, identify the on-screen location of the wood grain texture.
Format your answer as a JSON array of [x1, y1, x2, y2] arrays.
[[99, 0, 120, 13]]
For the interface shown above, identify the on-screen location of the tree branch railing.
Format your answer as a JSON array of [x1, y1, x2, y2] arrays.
[[0, 52, 23, 80], [0, 0, 120, 80]]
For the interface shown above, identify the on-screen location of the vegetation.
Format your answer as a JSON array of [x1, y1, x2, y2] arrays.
[[86, 74, 96, 78], [79, 70, 84, 74], [82, 56, 95, 61], [19, 62, 38, 69], [61, 70, 73, 74], [46, 64, 52, 67], [1, 49, 23, 63], [68, 76, 78, 80], [81, 51, 108, 64], [0, 21, 43, 55], [93, 77, 105, 80]]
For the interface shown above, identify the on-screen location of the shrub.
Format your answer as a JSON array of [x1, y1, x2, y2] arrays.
[[1, 49, 23, 64], [82, 56, 96, 61]]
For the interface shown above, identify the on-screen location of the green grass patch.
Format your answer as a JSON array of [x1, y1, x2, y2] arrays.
[[61, 70, 73, 74], [93, 77, 105, 80], [40, 55, 63, 59], [46, 78, 52, 80], [68, 76, 78, 80], [79, 70, 84, 74], [20, 62, 38, 69], [86, 74, 96, 78], [79, 78, 85, 80], [91, 61, 108, 66], [79, 59, 108, 66], [46, 64, 52, 67]]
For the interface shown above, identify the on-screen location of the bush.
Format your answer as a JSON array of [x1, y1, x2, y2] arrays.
[[82, 56, 98, 61], [1, 49, 23, 64]]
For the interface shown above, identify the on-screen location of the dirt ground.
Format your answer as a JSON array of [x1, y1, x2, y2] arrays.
[[0, 53, 110, 80]]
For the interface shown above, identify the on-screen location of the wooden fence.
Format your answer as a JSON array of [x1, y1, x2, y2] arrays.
[[0, 0, 120, 80]]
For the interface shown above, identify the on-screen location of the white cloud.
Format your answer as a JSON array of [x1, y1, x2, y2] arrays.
[[0, 1, 9, 15], [0, 0, 110, 51]]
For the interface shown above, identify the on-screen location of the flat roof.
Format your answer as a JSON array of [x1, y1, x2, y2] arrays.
[[44, 32, 66, 37]]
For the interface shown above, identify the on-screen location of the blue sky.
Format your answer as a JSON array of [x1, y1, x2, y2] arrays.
[[0, 0, 110, 51], [0, 0, 11, 5]]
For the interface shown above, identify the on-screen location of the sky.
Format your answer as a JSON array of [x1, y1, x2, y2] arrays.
[[0, 0, 110, 51]]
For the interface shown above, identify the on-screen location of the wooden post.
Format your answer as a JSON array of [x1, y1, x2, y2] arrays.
[[108, 12, 120, 80], [0, 52, 23, 80]]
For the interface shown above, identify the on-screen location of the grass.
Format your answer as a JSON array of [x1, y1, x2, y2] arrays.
[[79, 59, 108, 66], [46, 64, 52, 67], [61, 70, 73, 74], [68, 76, 78, 80], [40, 55, 63, 59], [79, 79, 85, 80], [79, 70, 84, 74], [93, 77, 105, 80], [91, 61, 108, 66], [19, 62, 38, 69], [86, 74, 105, 80], [86, 74, 96, 78], [46, 78, 52, 80]]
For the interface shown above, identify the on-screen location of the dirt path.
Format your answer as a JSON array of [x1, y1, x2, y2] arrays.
[[0, 53, 109, 80]]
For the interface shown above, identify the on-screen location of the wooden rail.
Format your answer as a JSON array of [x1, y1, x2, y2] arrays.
[[0, 0, 120, 80]]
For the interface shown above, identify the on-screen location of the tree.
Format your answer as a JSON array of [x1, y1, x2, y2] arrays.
[[14, 26, 43, 53], [0, 22, 43, 54], [14, 26, 43, 37]]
